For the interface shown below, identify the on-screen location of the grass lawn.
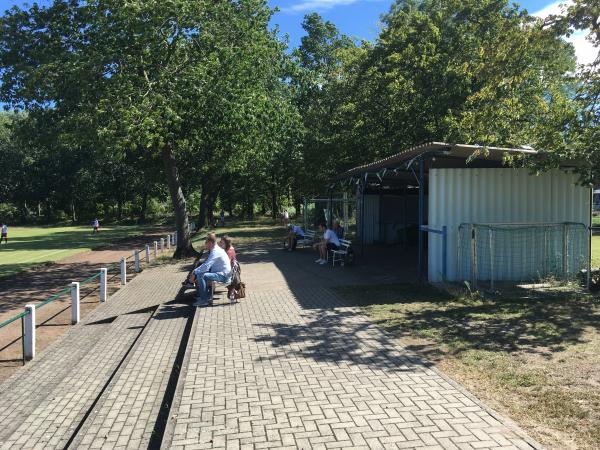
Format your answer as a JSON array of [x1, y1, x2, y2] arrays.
[[336, 284, 600, 449], [0, 225, 157, 279], [190, 218, 283, 248]]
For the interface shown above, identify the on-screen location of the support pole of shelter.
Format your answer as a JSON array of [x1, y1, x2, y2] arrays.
[[343, 192, 349, 231], [588, 186, 593, 290], [303, 198, 308, 231], [417, 159, 425, 281]]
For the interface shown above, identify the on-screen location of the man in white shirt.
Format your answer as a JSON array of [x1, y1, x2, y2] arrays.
[[285, 224, 305, 251], [190, 232, 232, 307], [314, 222, 340, 265], [1, 223, 7, 244]]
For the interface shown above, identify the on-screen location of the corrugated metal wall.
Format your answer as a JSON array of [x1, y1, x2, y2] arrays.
[[362, 195, 380, 244], [428, 168, 591, 282]]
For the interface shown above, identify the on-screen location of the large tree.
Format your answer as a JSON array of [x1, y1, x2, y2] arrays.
[[0, 0, 293, 254]]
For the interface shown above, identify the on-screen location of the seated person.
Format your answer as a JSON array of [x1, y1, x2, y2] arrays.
[[285, 224, 305, 251], [332, 220, 345, 239], [313, 222, 340, 265], [220, 235, 236, 263], [189, 232, 231, 307]]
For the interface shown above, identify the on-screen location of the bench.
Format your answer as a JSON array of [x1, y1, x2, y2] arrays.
[[328, 239, 352, 267], [284, 229, 316, 249], [296, 230, 316, 248]]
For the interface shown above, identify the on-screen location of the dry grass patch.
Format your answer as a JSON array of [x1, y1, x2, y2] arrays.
[[335, 284, 600, 450]]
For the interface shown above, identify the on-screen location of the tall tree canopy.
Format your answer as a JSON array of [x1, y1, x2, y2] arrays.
[[0, 0, 299, 254]]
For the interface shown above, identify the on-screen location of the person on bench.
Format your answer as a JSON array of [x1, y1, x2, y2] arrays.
[[191, 232, 232, 307], [220, 235, 236, 264], [285, 224, 305, 251], [332, 220, 344, 239], [314, 222, 340, 265]]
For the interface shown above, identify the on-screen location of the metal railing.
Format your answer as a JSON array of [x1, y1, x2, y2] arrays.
[[0, 232, 177, 365]]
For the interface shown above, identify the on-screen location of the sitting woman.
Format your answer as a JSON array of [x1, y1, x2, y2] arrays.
[[220, 235, 236, 263], [220, 235, 240, 300]]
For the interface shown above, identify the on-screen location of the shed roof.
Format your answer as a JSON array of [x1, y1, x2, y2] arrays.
[[337, 142, 538, 179]]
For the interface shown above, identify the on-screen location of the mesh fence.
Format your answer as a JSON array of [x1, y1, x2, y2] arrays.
[[458, 222, 588, 285]]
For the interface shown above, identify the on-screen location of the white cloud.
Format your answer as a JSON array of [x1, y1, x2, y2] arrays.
[[281, 0, 363, 13], [532, 0, 569, 18], [533, 0, 598, 66]]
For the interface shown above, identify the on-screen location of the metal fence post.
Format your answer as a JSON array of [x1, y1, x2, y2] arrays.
[[563, 222, 568, 279], [442, 226, 447, 282], [160, 238, 164, 253], [71, 282, 80, 324], [24, 305, 35, 361], [166, 235, 171, 250], [470, 226, 477, 289], [100, 268, 107, 302], [145, 245, 150, 264], [154, 241, 158, 258], [489, 229, 494, 291], [134, 250, 141, 273], [120, 257, 127, 285]]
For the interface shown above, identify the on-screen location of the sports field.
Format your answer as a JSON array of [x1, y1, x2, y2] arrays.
[[0, 225, 155, 279], [594, 235, 600, 268]]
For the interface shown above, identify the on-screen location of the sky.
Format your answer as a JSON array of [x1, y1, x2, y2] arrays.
[[1, 0, 596, 65]]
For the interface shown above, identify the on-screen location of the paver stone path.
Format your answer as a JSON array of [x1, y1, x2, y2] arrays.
[[0, 242, 541, 449]]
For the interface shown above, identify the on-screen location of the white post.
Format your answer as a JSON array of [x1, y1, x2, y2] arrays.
[[120, 257, 127, 285], [154, 241, 158, 258], [134, 250, 141, 273], [24, 305, 35, 360], [160, 238, 164, 253], [145, 245, 150, 264], [100, 268, 107, 302], [71, 282, 80, 324], [166, 235, 171, 250]]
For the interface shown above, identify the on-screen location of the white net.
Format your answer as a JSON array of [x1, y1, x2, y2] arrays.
[[457, 223, 588, 284]]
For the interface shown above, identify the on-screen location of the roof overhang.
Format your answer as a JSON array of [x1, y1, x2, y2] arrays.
[[336, 142, 541, 180]]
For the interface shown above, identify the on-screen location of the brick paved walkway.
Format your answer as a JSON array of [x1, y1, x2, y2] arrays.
[[0, 262, 190, 449], [163, 281, 539, 449], [0, 243, 541, 449]]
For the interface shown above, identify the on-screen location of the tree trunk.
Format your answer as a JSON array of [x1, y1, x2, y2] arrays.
[[198, 182, 207, 229], [245, 194, 254, 220], [71, 201, 76, 224], [271, 189, 278, 220], [161, 143, 198, 258], [140, 191, 148, 221], [117, 200, 123, 221]]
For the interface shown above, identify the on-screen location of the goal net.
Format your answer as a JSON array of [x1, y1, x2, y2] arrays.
[[457, 222, 588, 285]]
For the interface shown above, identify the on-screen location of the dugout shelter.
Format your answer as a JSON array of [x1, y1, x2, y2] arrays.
[[332, 142, 593, 286]]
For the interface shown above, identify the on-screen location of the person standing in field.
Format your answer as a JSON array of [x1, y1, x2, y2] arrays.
[[92, 218, 100, 233], [1, 223, 7, 244], [220, 209, 225, 226], [282, 209, 289, 226]]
